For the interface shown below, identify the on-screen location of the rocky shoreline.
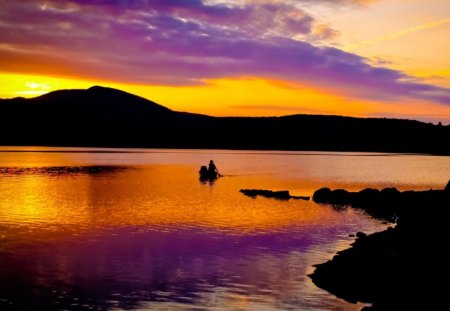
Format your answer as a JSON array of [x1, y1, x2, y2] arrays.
[[309, 181, 450, 310]]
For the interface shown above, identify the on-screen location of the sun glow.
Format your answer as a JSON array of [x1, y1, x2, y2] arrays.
[[0, 72, 369, 116], [1, 72, 449, 123], [0, 73, 93, 98]]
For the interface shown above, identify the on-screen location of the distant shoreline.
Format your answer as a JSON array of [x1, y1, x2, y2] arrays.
[[0, 145, 447, 157], [1, 87, 449, 156]]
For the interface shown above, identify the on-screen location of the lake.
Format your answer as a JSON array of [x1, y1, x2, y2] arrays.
[[0, 147, 448, 311]]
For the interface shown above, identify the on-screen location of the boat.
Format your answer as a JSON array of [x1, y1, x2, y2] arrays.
[[199, 165, 218, 181]]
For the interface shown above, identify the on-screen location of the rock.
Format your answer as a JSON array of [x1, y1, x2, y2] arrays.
[[312, 187, 332, 203], [310, 181, 450, 311], [356, 231, 367, 239], [329, 189, 351, 205], [313, 186, 402, 222], [240, 189, 311, 200], [240, 189, 293, 200], [313, 188, 351, 205], [292, 195, 310, 201], [353, 188, 380, 207]]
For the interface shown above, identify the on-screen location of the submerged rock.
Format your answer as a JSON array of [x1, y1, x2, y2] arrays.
[[240, 189, 310, 200]]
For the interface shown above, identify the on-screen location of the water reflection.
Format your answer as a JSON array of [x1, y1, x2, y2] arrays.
[[1, 147, 447, 311], [1, 164, 350, 234], [0, 228, 363, 311]]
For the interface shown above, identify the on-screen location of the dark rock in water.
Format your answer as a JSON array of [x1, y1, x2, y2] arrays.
[[292, 195, 311, 201], [354, 188, 380, 207], [240, 189, 290, 200], [313, 186, 403, 222], [329, 189, 351, 205], [240, 189, 309, 200], [312, 187, 332, 203], [313, 188, 352, 205], [356, 231, 366, 239]]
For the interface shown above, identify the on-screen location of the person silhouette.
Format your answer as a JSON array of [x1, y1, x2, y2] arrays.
[[208, 160, 219, 177]]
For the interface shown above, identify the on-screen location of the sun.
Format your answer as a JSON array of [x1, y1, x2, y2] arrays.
[[26, 82, 41, 89]]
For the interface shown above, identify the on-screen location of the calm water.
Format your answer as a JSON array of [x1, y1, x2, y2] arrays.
[[0, 147, 449, 311]]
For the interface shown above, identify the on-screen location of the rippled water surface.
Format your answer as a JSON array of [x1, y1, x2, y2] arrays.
[[0, 147, 448, 311]]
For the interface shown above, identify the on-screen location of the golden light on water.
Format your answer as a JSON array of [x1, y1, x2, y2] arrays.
[[0, 165, 334, 235], [1, 148, 447, 311]]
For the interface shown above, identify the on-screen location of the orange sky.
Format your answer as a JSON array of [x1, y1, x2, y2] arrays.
[[0, 0, 449, 123]]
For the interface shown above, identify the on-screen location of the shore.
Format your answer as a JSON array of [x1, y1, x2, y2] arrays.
[[309, 181, 450, 310]]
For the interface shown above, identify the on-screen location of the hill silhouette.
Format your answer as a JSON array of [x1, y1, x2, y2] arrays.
[[1, 86, 449, 154]]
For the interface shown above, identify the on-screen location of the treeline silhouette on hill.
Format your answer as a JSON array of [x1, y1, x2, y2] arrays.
[[1, 86, 449, 154]]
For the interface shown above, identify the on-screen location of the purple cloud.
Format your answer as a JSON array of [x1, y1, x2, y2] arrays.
[[0, 0, 449, 105]]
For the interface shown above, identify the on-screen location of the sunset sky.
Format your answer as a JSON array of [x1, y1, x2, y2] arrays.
[[1, 0, 449, 122]]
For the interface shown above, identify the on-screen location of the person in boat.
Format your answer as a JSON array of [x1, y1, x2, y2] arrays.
[[199, 165, 208, 176], [208, 160, 219, 177]]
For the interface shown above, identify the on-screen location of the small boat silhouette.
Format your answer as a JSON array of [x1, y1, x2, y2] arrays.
[[199, 165, 218, 181]]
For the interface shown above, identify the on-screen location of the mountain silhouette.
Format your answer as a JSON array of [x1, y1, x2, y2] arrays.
[[1, 86, 449, 154]]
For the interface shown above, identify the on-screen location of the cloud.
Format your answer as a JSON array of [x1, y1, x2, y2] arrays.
[[310, 24, 341, 41], [344, 16, 450, 51], [0, 0, 449, 105]]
